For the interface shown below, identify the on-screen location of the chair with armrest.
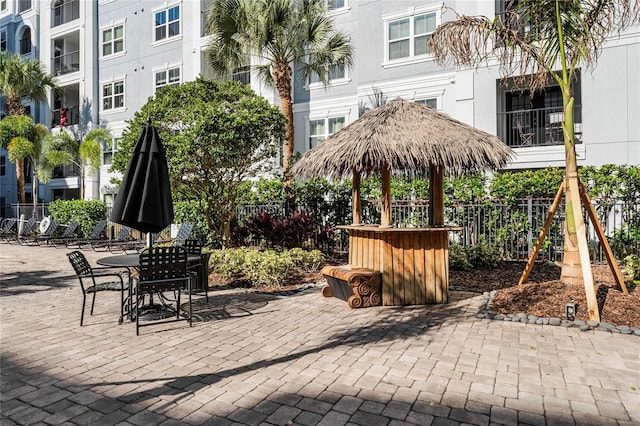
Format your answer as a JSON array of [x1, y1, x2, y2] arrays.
[[66, 250, 129, 326], [48, 220, 80, 247], [183, 239, 209, 301], [67, 220, 108, 249], [134, 246, 192, 335]]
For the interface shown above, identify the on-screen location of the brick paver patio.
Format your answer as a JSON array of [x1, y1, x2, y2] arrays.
[[1, 243, 639, 425]]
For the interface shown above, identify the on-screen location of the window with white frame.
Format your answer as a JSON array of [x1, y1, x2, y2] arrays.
[[386, 9, 438, 62], [154, 66, 181, 91], [327, 0, 346, 11], [0, 0, 7, 12], [154, 5, 180, 42], [102, 23, 124, 57], [416, 98, 438, 109], [309, 116, 345, 149], [309, 64, 346, 85], [102, 80, 124, 111], [102, 137, 119, 165], [18, 0, 31, 13], [19, 28, 31, 55], [0, 30, 6, 52]]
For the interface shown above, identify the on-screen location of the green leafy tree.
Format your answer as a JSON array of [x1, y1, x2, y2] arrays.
[[0, 115, 49, 206], [205, 0, 354, 172], [44, 128, 108, 200], [430, 0, 639, 300], [111, 78, 286, 247]]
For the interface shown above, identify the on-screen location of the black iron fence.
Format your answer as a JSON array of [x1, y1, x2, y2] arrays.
[[235, 197, 640, 261]]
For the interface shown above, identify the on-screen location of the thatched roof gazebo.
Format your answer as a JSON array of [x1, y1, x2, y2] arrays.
[[292, 97, 513, 307], [292, 97, 513, 227]]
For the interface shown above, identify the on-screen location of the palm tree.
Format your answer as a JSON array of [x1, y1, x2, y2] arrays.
[[0, 52, 59, 203], [2, 117, 49, 210], [44, 128, 109, 199], [0, 52, 58, 117], [429, 0, 639, 320], [205, 0, 354, 173]]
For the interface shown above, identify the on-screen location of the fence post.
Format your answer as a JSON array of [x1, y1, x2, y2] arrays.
[[527, 198, 533, 257]]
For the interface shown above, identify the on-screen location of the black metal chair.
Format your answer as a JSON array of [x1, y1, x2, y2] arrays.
[[67, 220, 108, 248], [183, 239, 209, 301], [134, 246, 192, 335], [66, 250, 129, 326], [0, 218, 18, 242]]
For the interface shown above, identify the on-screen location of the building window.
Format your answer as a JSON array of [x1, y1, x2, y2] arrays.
[[154, 5, 180, 42], [309, 116, 345, 149], [0, 30, 6, 52], [102, 24, 124, 57], [309, 64, 346, 85], [18, 0, 31, 13], [416, 98, 438, 109], [102, 137, 119, 165], [328, 0, 346, 10], [0, 1, 6, 12], [498, 72, 582, 147], [102, 80, 125, 111], [0, 156, 6, 176], [154, 67, 181, 91], [386, 9, 438, 62], [19, 28, 31, 55]]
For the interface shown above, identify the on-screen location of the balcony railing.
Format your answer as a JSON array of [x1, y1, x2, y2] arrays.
[[52, 164, 79, 179], [52, 0, 80, 27], [497, 105, 582, 148], [52, 51, 80, 76], [230, 66, 251, 86], [51, 105, 79, 128]]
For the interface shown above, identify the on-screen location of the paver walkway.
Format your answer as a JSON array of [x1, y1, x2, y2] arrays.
[[1, 243, 639, 425]]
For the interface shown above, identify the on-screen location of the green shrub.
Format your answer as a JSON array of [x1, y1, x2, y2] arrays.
[[624, 254, 640, 281], [208, 247, 324, 286], [286, 247, 325, 272], [449, 240, 500, 270], [48, 199, 106, 237]]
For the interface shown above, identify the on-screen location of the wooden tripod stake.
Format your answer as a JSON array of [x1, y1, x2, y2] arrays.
[[518, 178, 628, 321]]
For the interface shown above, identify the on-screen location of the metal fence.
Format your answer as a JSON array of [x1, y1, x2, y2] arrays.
[[235, 197, 640, 261]]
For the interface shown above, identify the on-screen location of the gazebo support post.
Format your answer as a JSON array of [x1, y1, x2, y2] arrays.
[[429, 165, 444, 226], [352, 171, 362, 225], [381, 166, 392, 227]]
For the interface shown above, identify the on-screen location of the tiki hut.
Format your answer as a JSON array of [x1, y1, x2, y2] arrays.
[[292, 97, 513, 306]]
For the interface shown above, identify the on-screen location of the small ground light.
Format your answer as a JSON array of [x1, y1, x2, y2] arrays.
[[565, 296, 576, 321]]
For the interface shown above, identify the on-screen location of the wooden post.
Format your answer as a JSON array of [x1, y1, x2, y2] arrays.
[[579, 181, 628, 294], [519, 180, 565, 285], [381, 166, 392, 227], [352, 171, 362, 225], [567, 175, 600, 322], [429, 165, 444, 226]]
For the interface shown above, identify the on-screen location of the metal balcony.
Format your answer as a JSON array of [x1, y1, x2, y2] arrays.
[[52, 0, 80, 27], [52, 51, 80, 76], [497, 105, 582, 148]]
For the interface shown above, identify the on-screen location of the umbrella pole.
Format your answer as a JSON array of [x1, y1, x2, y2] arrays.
[[147, 232, 152, 248], [381, 166, 392, 228]]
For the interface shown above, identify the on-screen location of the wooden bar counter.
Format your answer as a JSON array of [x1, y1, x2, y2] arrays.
[[338, 225, 462, 306]]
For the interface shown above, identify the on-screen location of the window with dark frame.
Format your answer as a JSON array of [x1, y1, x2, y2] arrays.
[[19, 28, 31, 55]]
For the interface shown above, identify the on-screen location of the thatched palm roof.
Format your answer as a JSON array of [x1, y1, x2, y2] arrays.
[[291, 97, 513, 179]]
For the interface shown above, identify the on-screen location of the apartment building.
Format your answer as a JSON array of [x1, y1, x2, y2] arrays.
[[0, 0, 638, 213]]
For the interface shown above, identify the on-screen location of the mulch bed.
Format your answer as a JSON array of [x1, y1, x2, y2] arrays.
[[450, 261, 639, 328], [209, 260, 639, 329]]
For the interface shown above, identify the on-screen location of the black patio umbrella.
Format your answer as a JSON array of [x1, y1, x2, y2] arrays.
[[110, 120, 173, 241]]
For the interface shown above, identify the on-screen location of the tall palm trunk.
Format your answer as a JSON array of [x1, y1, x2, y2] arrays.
[[271, 62, 294, 172], [6, 95, 26, 117], [15, 159, 26, 204]]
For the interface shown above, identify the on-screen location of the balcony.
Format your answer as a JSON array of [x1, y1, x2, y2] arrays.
[[51, 105, 79, 128], [497, 106, 582, 148], [52, 50, 80, 76], [230, 66, 251, 86], [52, 0, 80, 28], [52, 164, 79, 179]]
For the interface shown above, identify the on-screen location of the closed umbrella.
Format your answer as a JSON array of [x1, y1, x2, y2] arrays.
[[110, 120, 173, 245]]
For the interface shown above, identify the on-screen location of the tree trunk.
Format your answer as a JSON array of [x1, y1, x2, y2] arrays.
[[6, 95, 26, 117], [15, 159, 26, 204], [32, 172, 39, 216], [271, 62, 294, 173]]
